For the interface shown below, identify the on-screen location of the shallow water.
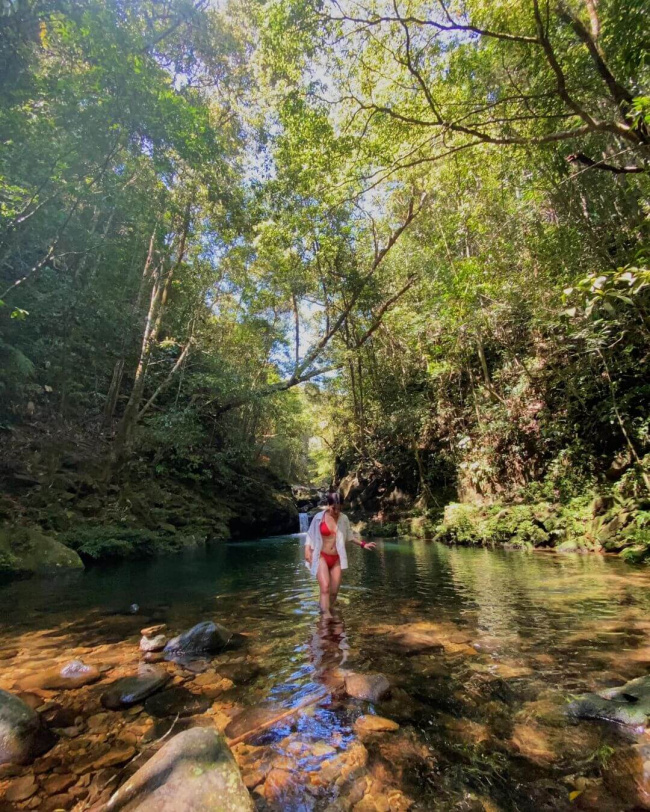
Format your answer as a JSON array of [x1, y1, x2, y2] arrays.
[[2, 536, 650, 810]]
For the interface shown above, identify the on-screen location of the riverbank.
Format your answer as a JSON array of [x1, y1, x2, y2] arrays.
[[0, 432, 297, 576], [354, 493, 650, 563]]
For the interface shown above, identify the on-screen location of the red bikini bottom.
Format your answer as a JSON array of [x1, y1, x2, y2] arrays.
[[320, 551, 340, 569]]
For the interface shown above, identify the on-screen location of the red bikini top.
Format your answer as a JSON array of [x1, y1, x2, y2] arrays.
[[320, 520, 333, 536]]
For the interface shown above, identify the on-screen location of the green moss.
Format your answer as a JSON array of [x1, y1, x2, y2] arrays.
[[0, 525, 83, 577]]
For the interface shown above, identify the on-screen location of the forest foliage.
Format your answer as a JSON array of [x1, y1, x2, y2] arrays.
[[0, 0, 648, 552]]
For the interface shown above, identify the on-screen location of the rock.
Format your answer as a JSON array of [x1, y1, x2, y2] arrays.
[[318, 741, 368, 785], [164, 621, 234, 659], [19, 659, 100, 691], [509, 723, 557, 766], [567, 675, 650, 728], [0, 526, 83, 579], [140, 634, 167, 653], [380, 623, 444, 655], [4, 774, 38, 802], [106, 727, 253, 811], [225, 705, 285, 741], [101, 666, 170, 710], [141, 624, 166, 637], [43, 773, 76, 795], [263, 768, 297, 803], [144, 686, 210, 718], [354, 715, 399, 735], [0, 649, 19, 660], [0, 689, 56, 765], [40, 704, 76, 728], [603, 743, 650, 809], [143, 652, 164, 664], [93, 744, 136, 769], [443, 717, 490, 746], [217, 662, 261, 685], [345, 673, 391, 703]]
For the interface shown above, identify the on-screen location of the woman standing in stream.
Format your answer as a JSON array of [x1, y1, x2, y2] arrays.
[[304, 492, 376, 618]]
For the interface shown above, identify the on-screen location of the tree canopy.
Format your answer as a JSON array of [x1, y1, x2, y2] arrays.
[[0, 0, 649, 544]]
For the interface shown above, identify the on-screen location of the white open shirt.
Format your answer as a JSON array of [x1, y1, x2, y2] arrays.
[[304, 510, 353, 577]]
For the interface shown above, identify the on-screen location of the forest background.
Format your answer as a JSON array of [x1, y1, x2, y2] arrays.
[[0, 0, 648, 566]]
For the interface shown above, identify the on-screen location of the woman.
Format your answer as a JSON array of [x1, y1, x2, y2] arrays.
[[304, 492, 376, 618]]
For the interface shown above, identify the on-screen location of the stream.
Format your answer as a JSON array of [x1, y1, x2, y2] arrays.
[[2, 535, 650, 810]]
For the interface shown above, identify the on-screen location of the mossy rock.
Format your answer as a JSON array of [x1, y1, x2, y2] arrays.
[[0, 525, 83, 578]]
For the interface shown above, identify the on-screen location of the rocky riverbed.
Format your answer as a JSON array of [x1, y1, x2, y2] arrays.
[[2, 537, 650, 809]]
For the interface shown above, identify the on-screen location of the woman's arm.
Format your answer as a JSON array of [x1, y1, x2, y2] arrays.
[[345, 516, 376, 550], [305, 514, 318, 565]]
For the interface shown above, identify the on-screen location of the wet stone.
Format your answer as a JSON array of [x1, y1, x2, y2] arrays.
[[5, 774, 38, 802], [354, 715, 400, 735], [19, 659, 101, 691], [43, 773, 76, 795], [225, 705, 286, 741], [0, 689, 56, 765], [163, 621, 234, 659], [93, 744, 136, 769], [345, 673, 391, 703], [101, 665, 170, 710], [217, 662, 261, 685], [603, 742, 650, 809], [144, 685, 210, 718]]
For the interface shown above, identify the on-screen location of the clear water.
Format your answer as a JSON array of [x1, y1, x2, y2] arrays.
[[2, 535, 650, 810]]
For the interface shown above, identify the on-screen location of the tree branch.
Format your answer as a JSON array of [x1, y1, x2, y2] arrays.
[[566, 152, 645, 174]]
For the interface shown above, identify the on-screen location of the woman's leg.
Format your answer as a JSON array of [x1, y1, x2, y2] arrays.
[[329, 562, 342, 606], [317, 556, 332, 617]]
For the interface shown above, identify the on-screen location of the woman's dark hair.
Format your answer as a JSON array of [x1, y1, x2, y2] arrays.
[[326, 491, 342, 506]]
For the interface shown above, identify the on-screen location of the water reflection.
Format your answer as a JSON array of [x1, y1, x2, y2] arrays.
[[308, 611, 349, 689]]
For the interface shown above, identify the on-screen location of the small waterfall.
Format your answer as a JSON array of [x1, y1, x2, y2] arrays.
[[299, 512, 309, 533]]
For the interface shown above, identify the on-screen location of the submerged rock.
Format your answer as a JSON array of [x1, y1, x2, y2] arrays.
[[163, 621, 234, 659], [4, 774, 38, 802], [603, 742, 650, 809], [217, 662, 261, 685], [144, 686, 210, 718], [567, 675, 650, 728], [0, 689, 56, 765], [19, 659, 101, 691], [354, 715, 399, 735], [0, 526, 83, 579], [345, 673, 391, 703], [101, 666, 170, 710], [225, 705, 285, 741], [106, 727, 253, 811]]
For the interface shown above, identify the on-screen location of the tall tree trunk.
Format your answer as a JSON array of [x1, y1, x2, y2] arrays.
[[103, 227, 157, 426], [112, 203, 192, 462]]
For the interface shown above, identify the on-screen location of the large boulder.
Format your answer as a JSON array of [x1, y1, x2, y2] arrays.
[[0, 689, 56, 765], [0, 526, 83, 579], [106, 727, 253, 811], [164, 621, 234, 659]]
